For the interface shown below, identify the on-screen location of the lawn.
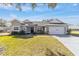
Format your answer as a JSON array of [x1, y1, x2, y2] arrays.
[[70, 31, 79, 35], [0, 35, 74, 56]]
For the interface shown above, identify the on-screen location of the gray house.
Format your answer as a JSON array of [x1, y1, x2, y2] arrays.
[[11, 19, 68, 35]]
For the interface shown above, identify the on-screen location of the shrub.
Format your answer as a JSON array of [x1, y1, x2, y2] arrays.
[[19, 30, 26, 35], [11, 31, 19, 35], [11, 30, 26, 35], [37, 30, 45, 34], [0, 30, 4, 33], [67, 29, 71, 35]]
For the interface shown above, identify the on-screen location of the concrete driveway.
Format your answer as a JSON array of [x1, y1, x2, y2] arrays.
[[53, 35, 79, 56]]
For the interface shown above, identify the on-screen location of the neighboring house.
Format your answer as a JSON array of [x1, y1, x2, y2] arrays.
[[11, 19, 68, 35], [69, 25, 79, 31], [0, 18, 7, 32]]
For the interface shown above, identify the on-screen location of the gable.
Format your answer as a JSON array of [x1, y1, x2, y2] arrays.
[[11, 19, 21, 26], [47, 19, 65, 24]]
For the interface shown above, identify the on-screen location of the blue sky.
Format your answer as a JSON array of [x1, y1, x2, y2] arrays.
[[0, 3, 79, 25]]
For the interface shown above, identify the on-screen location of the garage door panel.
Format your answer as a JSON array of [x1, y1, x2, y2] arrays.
[[48, 27, 65, 34]]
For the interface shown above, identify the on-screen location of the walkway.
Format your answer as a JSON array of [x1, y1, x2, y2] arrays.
[[0, 33, 10, 36]]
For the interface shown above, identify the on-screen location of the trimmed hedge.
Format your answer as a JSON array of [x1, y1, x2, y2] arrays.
[[19, 30, 26, 35], [11, 30, 26, 35], [11, 31, 19, 35], [67, 29, 71, 35]]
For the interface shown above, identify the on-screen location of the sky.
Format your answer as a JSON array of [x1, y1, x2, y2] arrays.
[[0, 3, 79, 25]]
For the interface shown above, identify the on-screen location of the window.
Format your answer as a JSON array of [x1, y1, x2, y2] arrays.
[[14, 27, 19, 30]]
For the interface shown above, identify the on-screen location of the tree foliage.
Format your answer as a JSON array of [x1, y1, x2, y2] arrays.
[[0, 18, 6, 27], [0, 3, 57, 11]]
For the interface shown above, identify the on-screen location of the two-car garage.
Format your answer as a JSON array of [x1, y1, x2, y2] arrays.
[[47, 24, 68, 35]]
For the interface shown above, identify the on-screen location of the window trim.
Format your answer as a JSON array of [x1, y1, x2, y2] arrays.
[[14, 27, 19, 30]]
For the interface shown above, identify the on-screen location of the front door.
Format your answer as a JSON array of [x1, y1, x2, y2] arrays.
[[31, 27, 34, 34]]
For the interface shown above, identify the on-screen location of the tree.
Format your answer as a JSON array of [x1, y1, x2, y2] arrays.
[[0, 3, 57, 11], [0, 18, 6, 27]]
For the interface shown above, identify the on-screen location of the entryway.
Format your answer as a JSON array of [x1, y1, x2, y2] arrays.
[[31, 27, 34, 34]]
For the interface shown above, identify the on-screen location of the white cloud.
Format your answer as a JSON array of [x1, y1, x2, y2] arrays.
[[10, 14, 18, 19], [54, 15, 79, 25], [73, 3, 78, 6], [0, 4, 33, 11], [0, 4, 13, 10], [21, 6, 32, 11]]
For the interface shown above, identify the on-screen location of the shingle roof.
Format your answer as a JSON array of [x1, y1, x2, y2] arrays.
[[11, 19, 21, 26], [11, 19, 20, 23], [11, 19, 66, 26], [47, 19, 65, 24], [32, 21, 49, 26], [32, 19, 66, 26]]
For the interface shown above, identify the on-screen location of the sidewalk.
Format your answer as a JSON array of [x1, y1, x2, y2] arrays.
[[0, 33, 10, 36]]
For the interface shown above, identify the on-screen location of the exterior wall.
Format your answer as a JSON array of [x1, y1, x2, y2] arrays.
[[65, 24, 68, 34], [11, 26, 21, 32], [44, 26, 48, 34], [11, 25, 31, 34], [23, 26, 31, 34], [11, 20, 21, 32], [33, 26, 46, 34]]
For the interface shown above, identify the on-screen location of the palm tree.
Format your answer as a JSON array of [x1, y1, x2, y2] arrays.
[[1, 3, 57, 11]]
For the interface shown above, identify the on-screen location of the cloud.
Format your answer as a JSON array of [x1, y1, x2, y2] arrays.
[[73, 3, 78, 6], [10, 14, 18, 19], [0, 4, 17, 11], [53, 15, 79, 24], [21, 6, 32, 11], [0, 4, 12, 10]]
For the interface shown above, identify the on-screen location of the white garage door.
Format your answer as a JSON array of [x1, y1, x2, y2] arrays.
[[48, 26, 65, 34]]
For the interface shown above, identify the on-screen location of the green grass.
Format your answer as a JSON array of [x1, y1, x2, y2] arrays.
[[0, 35, 74, 56], [70, 31, 79, 35]]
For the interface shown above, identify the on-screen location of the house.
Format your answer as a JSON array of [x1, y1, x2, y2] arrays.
[[69, 25, 79, 31], [0, 18, 7, 32], [11, 19, 68, 35]]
